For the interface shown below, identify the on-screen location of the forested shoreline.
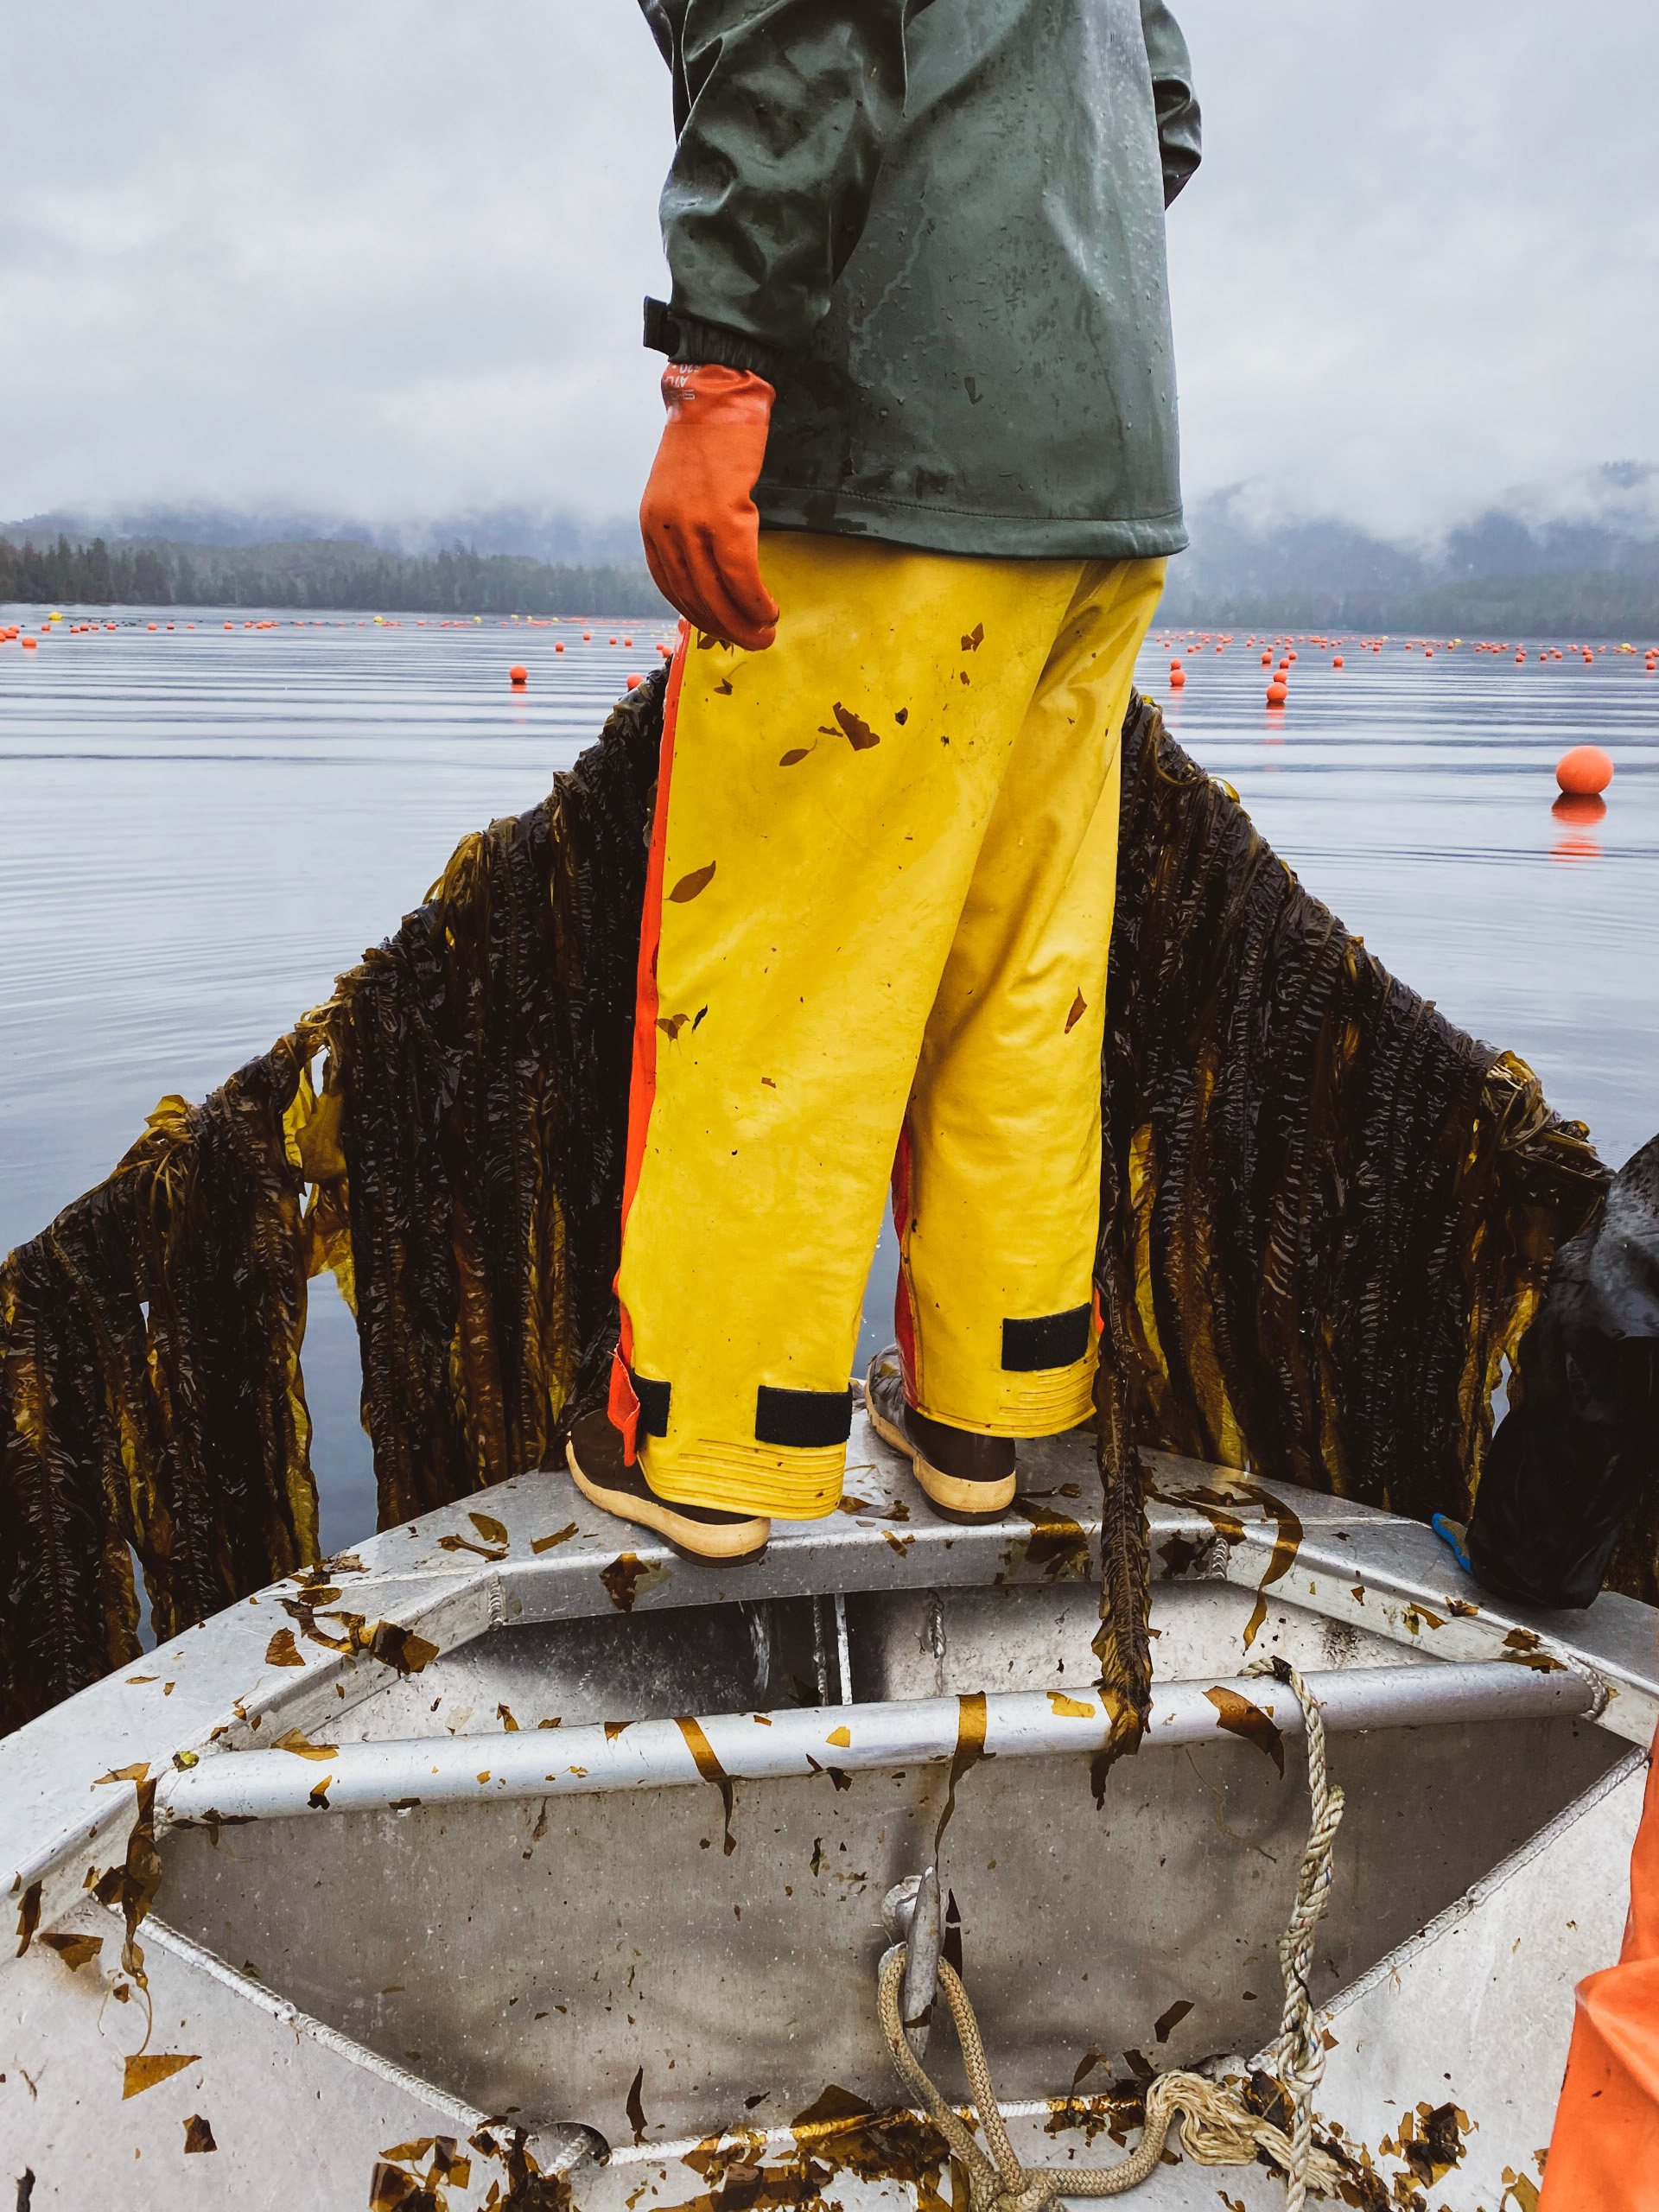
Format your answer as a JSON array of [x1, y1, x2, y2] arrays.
[[0, 532, 668, 616], [3, 528, 1655, 637]]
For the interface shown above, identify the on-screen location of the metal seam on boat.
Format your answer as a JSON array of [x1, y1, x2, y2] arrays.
[[155, 1661, 1594, 1827], [129, 1910, 487, 2123]]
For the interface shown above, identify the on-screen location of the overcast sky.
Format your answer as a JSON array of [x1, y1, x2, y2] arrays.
[[1, 0, 1654, 545]]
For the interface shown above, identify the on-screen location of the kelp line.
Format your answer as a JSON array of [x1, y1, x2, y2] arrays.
[[1090, 710, 1611, 1749], [0, 674, 657, 1732], [0, 675, 1612, 1734]]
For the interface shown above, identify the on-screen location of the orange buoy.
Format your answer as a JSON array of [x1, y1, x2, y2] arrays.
[[658, 643, 673, 659], [1168, 664, 1185, 690], [22, 636, 38, 649], [1332, 655, 1344, 668], [1266, 678, 1287, 705], [624, 636, 633, 646], [555, 641, 565, 652], [510, 664, 529, 686], [583, 632, 592, 641], [1556, 746, 1613, 797], [626, 674, 644, 690]]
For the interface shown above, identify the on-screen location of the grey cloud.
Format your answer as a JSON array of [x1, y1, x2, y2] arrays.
[[0, 2, 673, 521], [0, 0, 1652, 543], [1167, 0, 1659, 538]]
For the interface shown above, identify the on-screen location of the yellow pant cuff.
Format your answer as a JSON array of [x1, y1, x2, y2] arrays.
[[917, 1353, 1097, 1439], [641, 1435, 845, 1521]]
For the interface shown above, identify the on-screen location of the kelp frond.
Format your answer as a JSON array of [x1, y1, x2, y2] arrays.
[[1089, 699, 1608, 1738]]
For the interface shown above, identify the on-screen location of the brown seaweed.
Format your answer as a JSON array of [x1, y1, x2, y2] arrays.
[[0, 678, 659, 1731], [315, 674, 657, 1522], [1090, 696, 1608, 1731], [0, 677, 1612, 1734]]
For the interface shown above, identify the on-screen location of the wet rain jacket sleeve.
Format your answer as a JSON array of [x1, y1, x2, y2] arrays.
[[1141, 0, 1201, 206], [646, 0, 908, 366]]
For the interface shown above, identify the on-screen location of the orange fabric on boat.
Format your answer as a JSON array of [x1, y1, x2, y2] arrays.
[[1541, 1727, 1659, 2207]]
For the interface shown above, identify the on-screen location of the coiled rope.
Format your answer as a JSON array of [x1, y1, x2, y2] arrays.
[[877, 1656, 1345, 2209]]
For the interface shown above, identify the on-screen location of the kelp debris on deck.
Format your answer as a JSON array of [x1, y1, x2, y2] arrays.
[[0, 675, 1612, 1733]]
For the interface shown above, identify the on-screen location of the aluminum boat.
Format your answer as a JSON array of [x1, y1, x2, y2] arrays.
[[4, 1401, 1650, 2209]]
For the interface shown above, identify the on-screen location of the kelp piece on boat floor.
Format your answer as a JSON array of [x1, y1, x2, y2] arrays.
[[0, 676, 1615, 1732]]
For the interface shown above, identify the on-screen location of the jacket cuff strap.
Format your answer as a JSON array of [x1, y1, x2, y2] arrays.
[[643, 297, 785, 382]]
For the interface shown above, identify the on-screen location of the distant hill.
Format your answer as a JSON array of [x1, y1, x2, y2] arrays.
[[0, 502, 645, 567], [6, 471, 1658, 634], [0, 531, 668, 618], [1160, 475, 1659, 636]]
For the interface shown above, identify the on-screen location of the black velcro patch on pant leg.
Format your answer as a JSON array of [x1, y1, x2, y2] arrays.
[[630, 1370, 671, 1438], [754, 1385, 853, 1450], [1001, 1306, 1091, 1372]]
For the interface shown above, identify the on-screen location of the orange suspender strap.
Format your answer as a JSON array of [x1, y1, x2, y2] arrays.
[[608, 620, 690, 1461]]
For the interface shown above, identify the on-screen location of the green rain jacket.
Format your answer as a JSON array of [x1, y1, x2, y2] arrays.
[[637, 0, 1200, 560]]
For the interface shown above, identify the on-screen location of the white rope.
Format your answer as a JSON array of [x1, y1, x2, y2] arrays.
[[876, 1654, 1345, 2209], [1244, 1654, 1345, 2210]]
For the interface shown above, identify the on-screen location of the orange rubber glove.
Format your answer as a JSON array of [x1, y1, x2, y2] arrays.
[[639, 363, 779, 652]]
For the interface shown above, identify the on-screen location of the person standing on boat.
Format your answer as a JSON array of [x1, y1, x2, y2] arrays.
[[568, 0, 1201, 1564]]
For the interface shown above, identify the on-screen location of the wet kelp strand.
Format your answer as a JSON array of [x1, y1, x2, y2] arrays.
[[0, 679, 1611, 1731], [1090, 699, 1608, 1743]]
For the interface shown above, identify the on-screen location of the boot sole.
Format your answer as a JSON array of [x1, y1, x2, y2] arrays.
[[862, 1365, 1017, 1526], [566, 1440, 770, 1567]]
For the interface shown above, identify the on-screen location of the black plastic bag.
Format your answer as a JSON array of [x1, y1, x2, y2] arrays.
[[1466, 1134, 1659, 1609]]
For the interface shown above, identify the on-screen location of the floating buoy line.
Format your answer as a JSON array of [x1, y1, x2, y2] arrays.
[[3, 614, 1647, 806], [0, 611, 682, 698]]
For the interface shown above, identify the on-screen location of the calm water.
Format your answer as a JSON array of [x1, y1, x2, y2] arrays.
[[3, 607, 1655, 1551]]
